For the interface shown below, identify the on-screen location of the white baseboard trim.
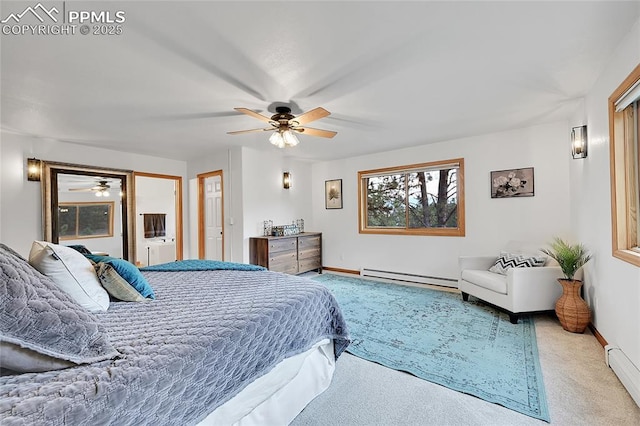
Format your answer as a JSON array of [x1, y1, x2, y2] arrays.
[[605, 345, 640, 407]]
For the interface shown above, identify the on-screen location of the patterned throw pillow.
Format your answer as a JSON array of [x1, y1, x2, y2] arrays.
[[95, 262, 147, 302], [86, 254, 155, 299], [0, 243, 119, 373], [488, 252, 547, 275]]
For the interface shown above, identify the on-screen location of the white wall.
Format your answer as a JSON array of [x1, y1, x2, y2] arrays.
[[0, 132, 188, 258], [240, 147, 313, 262], [1, 135, 42, 256], [573, 18, 640, 371], [311, 121, 572, 281]]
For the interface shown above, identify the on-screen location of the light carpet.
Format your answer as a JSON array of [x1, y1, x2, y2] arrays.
[[313, 274, 550, 422]]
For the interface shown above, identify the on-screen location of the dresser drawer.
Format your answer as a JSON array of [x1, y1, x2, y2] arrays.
[[270, 261, 299, 274], [268, 238, 297, 253], [298, 257, 321, 273], [269, 250, 297, 265], [298, 246, 321, 260], [298, 235, 320, 249]]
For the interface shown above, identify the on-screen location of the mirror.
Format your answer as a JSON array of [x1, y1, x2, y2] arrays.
[[42, 161, 135, 261]]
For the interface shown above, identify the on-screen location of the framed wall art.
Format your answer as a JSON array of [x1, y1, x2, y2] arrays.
[[490, 167, 534, 198], [325, 179, 343, 209]]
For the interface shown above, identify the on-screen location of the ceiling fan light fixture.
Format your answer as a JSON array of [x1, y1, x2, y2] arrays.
[[230, 106, 335, 147], [282, 130, 299, 147], [269, 131, 285, 148], [102, 190, 110, 197], [95, 191, 103, 197]]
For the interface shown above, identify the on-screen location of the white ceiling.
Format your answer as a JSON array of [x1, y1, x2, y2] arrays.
[[1, 1, 638, 161]]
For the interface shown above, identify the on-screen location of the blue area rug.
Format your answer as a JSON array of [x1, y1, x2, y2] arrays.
[[313, 274, 550, 422]]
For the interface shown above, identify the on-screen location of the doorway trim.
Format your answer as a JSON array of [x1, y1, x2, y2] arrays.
[[198, 170, 224, 260], [133, 172, 184, 261]]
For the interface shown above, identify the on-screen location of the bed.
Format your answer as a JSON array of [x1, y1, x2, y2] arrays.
[[0, 244, 350, 425]]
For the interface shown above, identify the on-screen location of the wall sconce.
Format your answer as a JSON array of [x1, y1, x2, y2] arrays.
[[571, 125, 588, 159], [283, 171, 291, 189], [27, 158, 42, 181]]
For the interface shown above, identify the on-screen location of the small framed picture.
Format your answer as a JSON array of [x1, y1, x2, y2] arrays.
[[490, 167, 534, 198], [325, 179, 343, 209]]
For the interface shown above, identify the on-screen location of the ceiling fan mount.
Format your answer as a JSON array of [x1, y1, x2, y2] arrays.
[[271, 107, 297, 127], [228, 105, 337, 147]]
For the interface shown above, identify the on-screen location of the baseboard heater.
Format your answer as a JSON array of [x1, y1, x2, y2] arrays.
[[605, 345, 640, 407], [360, 268, 458, 288]]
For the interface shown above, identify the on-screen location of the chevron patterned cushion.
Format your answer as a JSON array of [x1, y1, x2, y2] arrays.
[[488, 252, 547, 275]]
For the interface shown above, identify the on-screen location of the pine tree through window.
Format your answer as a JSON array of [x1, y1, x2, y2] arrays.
[[358, 159, 465, 236]]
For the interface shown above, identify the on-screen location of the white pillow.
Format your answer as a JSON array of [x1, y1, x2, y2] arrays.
[[0, 341, 74, 373], [28, 241, 109, 312]]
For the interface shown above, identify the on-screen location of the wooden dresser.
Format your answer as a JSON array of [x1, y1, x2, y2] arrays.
[[249, 232, 322, 275]]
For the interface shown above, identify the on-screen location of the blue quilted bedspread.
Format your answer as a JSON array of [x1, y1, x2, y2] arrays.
[[0, 270, 350, 425], [140, 259, 266, 272]]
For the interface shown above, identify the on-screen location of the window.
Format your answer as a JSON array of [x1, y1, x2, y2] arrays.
[[609, 63, 640, 266], [58, 202, 114, 240], [358, 158, 465, 236]]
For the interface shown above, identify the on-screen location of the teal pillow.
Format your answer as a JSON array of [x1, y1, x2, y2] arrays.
[[85, 255, 155, 299]]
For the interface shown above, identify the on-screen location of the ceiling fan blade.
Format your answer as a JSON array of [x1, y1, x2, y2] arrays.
[[291, 107, 330, 125], [295, 127, 337, 138], [69, 188, 94, 192], [227, 127, 274, 135], [235, 108, 273, 124]]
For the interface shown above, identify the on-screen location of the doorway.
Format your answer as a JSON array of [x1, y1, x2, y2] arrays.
[[133, 172, 183, 266], [198, 170, 224, 261]]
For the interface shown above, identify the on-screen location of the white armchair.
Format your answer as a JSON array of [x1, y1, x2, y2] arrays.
[[458, 243, 565, 324]]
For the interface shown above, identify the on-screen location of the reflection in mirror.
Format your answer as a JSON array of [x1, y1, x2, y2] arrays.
[[57, 174, 122, 257], [42, 162, 135, 261]]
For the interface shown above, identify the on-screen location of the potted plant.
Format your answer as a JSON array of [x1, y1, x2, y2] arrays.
[[542, 238, 592, 333]]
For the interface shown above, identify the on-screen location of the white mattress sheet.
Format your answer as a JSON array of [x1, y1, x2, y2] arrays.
[[198, 338, 335, 426]]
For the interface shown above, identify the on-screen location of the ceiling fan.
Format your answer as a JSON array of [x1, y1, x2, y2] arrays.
[[227, 106, 337, 148], [69, 180, 112, 197]]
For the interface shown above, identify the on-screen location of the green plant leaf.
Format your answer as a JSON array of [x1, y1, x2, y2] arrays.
[[541, 237, 592, 280]]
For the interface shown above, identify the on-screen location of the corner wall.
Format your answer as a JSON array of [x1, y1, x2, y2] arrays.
[[187, 147, 244, 263], [240, 147, 313, 262], [573, 17, 640, 375]]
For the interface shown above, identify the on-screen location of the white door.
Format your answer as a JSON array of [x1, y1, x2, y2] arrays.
[[204, 176, 223, 261]]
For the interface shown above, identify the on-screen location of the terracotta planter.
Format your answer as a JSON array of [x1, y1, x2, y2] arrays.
[[555, 279, 591, 333]]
